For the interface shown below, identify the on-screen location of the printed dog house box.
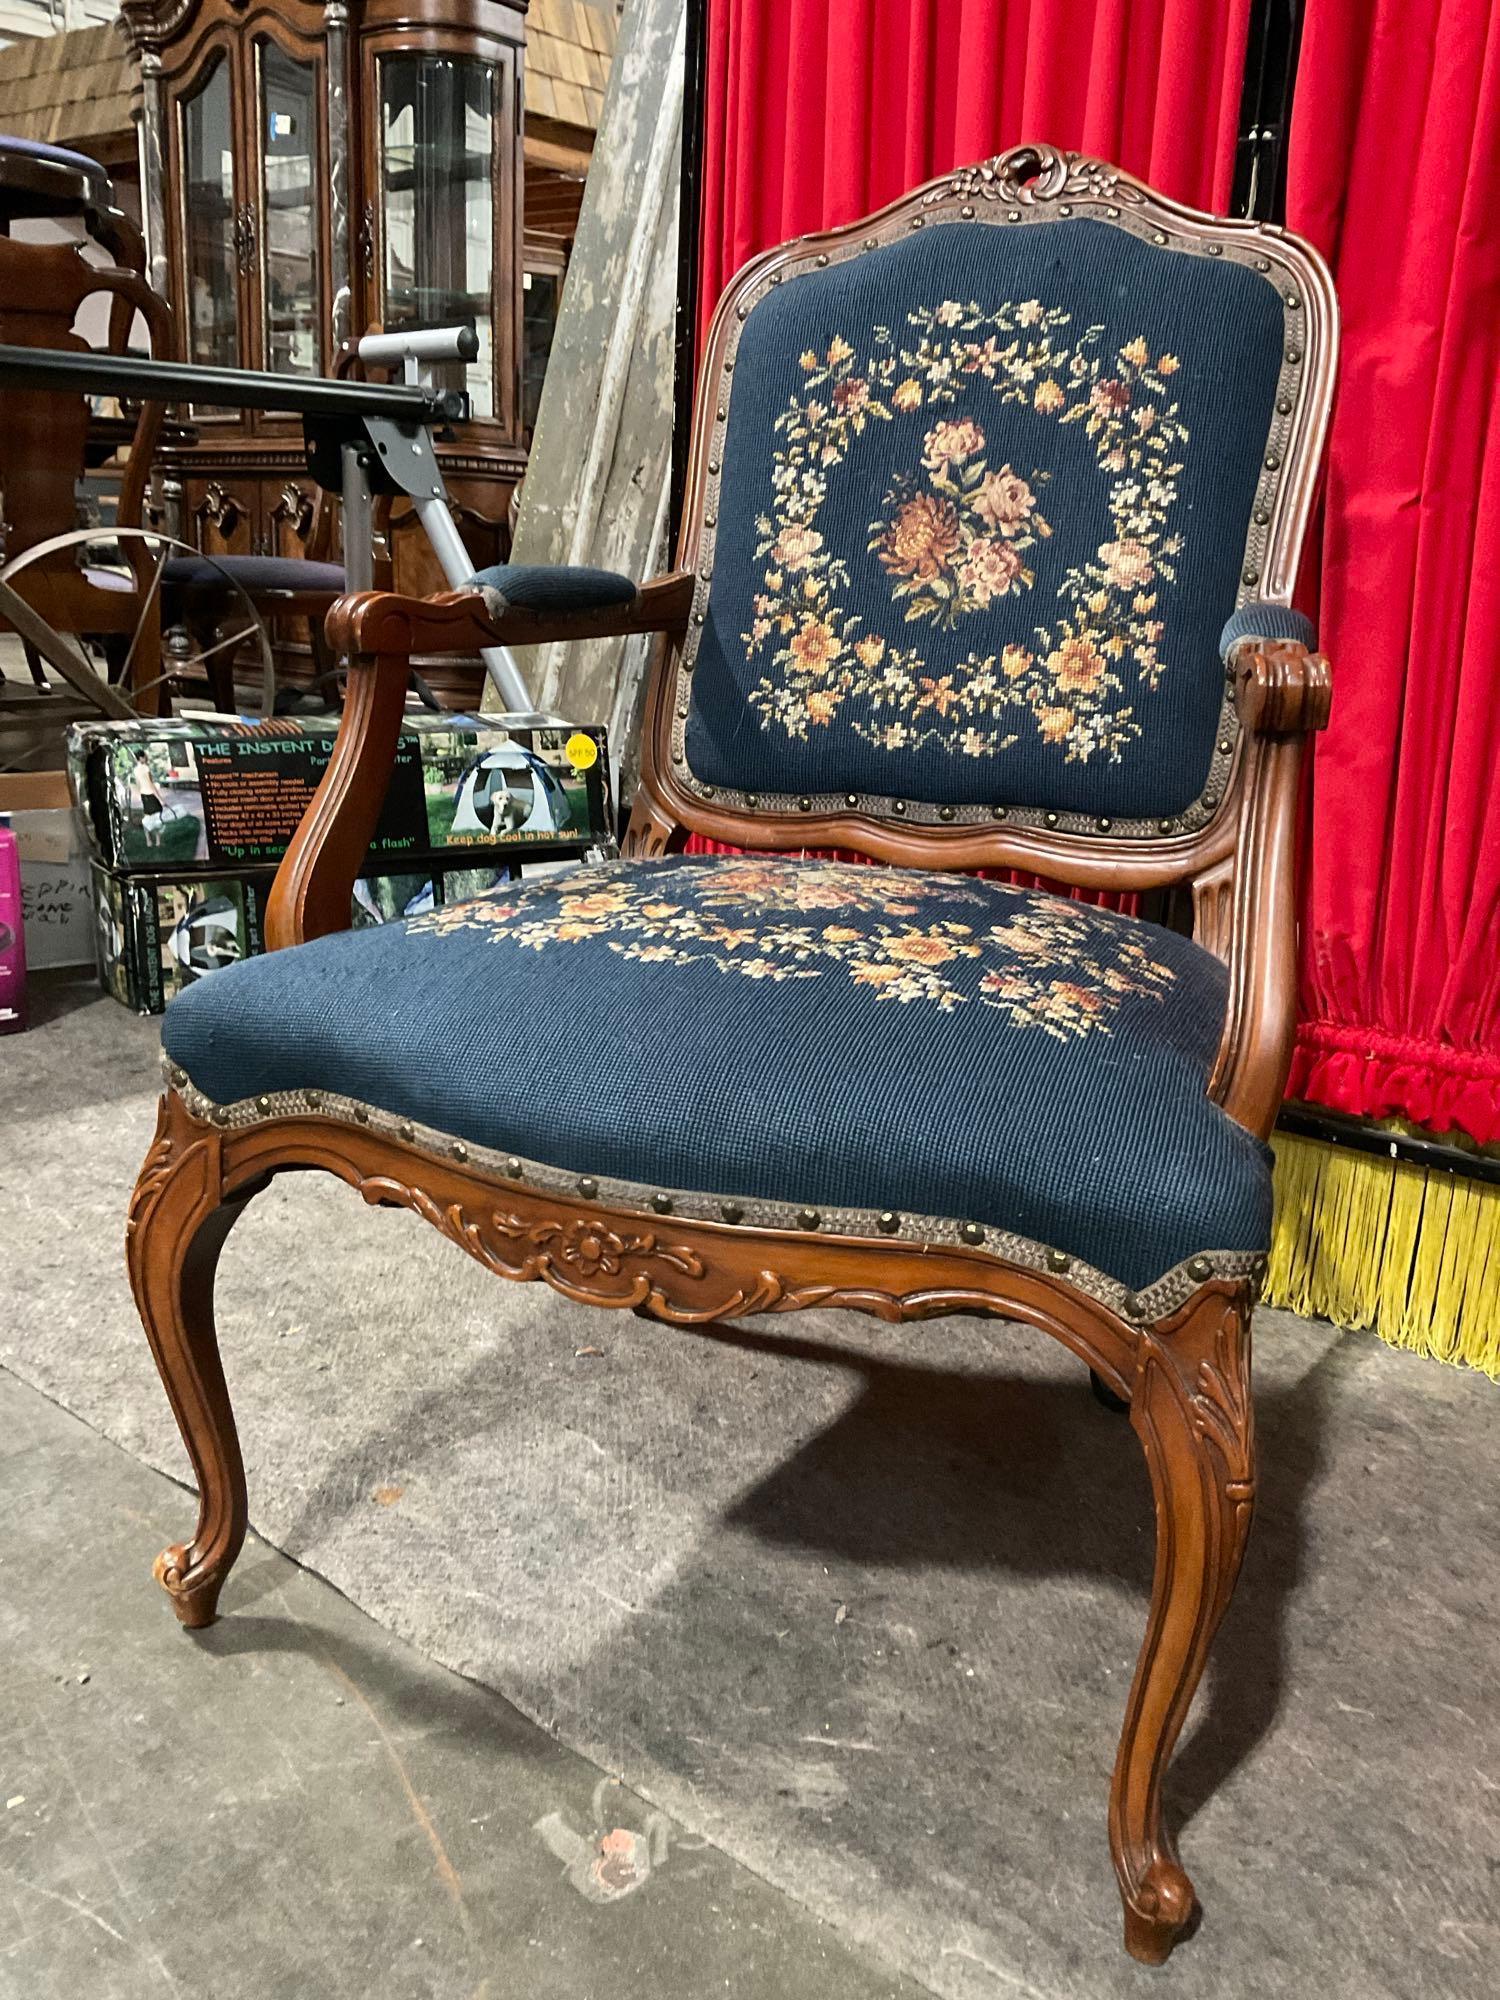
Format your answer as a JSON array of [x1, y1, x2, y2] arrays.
[[91, 860, 520, 1016], [68, 713, 612, 875]]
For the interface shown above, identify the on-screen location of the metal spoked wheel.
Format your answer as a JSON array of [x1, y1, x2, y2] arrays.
[[0, 527, 276, 739]]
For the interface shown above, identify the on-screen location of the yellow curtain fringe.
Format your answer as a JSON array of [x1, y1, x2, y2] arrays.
[[1266, 1134, 1500, 1380]]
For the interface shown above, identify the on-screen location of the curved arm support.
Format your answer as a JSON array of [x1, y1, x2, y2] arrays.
[[323, 569, 694, 660], [1205, 642, 1331, 1137]]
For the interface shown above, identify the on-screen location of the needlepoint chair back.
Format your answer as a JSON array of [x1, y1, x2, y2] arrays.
[[647, 145, 1334, 869]]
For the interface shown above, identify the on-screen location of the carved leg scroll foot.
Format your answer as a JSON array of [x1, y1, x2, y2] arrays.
[[1109, 1287, 1255, 1963], [126, 1095, 255, 1629]]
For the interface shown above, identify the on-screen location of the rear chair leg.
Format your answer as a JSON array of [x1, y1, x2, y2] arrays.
[[1109, 1290, 1255, 1962], [125, 1100, 254, 1628]]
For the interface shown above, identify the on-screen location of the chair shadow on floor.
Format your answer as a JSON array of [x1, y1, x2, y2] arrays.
[[245, 1280, 1341, 1844], [688, 1315, 1342, 1836]]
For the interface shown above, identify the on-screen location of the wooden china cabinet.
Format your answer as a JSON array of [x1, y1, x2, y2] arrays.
[[120, 0, 529, 690]]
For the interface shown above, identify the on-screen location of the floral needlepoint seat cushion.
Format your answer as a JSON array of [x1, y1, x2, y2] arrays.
[[161, 855, 1272, 1304]]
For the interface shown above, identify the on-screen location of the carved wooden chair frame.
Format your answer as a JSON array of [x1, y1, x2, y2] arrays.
[[128, 145, 1335, 1962]]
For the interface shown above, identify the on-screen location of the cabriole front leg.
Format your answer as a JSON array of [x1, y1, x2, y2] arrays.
[[1109, 1285, 1255, 1962], [125, 1094, 255, 1628]]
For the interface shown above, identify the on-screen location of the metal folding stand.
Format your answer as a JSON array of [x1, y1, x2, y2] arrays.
[[0, 333, 540, 716]]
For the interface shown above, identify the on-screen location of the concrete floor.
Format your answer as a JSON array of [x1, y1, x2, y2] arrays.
[[0, 1370, 913, 2000]]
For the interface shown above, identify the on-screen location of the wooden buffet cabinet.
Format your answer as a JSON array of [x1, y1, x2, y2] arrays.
[[120, 0, 531, 690]]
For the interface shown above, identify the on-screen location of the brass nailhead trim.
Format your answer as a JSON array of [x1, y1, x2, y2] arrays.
[[1285, 293, 1300, 309], [1277, 398, 1292, 414], [451, 1142, 468, 1162], [1123, 1293, 1144, 1319], [354, 1105, 370, 1123], [746, 794, 760, 807], [1097, 817, 1112, 832], [651, 1193, 673, 1214], [578, 1177, 599, 1199], [1187, 1255, 1213, 1282], [1152, 231, 1166, 244], [1254, 508, 1271, 525], [1286, 347, 1302, 363], [797, 1208, 821, 1231], [1219, 739, 1233, 755], [1265, 453, 1281, 470], [1206, 241, 1222, 255], [1255, 257, 1270, 271], [992, 805, 1008, 820], [1045, 811, 1059, 828], [1244, 567, 1259, 585], [877, 1211, 901, 1234], [939, 805, 955, 822], [720, 1201, 744, 1223], [845, 793, 859, 809], [892, 800, 907, 816], [1159, 820, 1175, 834], [399, 1121, 415, 1142], [506, 1157, 524, 1178], [798, 796, 812, 812], [960, 1222, 985, 1246], [256, 1095, 272, 1114], [305, 1091, 322, 1110], [169, 1065, 187, 1088], [1047, 1248, 1072, 1272], [211, 1105, 230, 1126]]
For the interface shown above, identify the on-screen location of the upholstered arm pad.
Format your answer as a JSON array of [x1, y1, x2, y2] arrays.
[[1219, 601, 1315, 660], [466, 562, 639, 621], [323, 569, 695, 657]]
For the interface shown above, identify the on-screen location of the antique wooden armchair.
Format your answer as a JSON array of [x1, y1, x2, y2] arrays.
[[127, 146, 1334, 1961]]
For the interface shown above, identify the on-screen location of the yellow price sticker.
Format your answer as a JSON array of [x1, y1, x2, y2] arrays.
[[565, 732, 599, 771]]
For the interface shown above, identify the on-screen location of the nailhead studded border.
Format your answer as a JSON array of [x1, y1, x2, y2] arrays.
[[163, 1054, 1267, 1323]]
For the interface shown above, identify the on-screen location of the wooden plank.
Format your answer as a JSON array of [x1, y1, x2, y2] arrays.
[[492, 0, 685, 782]]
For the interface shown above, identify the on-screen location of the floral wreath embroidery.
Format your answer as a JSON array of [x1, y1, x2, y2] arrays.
[[744, 299, 1188, 765], [414, 860, 1177, 1039]]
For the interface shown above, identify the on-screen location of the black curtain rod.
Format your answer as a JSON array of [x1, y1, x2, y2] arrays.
[[1277, 1103, 1500, 1190]]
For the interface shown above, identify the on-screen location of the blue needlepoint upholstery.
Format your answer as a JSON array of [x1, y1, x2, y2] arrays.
[[685, 218, 1287, 824], [162, 854, 1271, 1291], [468, 564, 638, 613], [161, 555, 347, 594]]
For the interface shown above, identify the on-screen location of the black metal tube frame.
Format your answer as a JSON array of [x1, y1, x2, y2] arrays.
[[0, 343, 466, 423]]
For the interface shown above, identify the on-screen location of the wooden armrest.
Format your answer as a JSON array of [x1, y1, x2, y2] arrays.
[[1232, 639, 1332, 737], [324, 569, 695, 659], [1209, 640, 1333, 1139], [265, 569, 695, 952]]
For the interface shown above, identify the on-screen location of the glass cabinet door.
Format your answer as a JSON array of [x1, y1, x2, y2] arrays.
[[257, 41, 321, 377], [180, 52, 240, 372], [379, 54, 496, 418]]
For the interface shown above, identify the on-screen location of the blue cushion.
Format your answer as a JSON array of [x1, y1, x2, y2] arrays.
[[161, 555, 347, 595], [1219, 601, 1315, 659], [0, 136, 105, 176], [467, 564, 638, 613], [161, 853, 1270, 1295], [686, 217, 1289, 827]]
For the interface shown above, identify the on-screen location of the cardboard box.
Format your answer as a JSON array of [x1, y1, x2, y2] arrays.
[[0, 771, 94, 971], [68, 712, 613, 874], [91, 859, 522, 1015]]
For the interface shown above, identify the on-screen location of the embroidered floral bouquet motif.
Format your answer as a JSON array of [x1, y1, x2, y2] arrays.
[[745, 298, 1187, 766], [417, 859, 1178, 1040]]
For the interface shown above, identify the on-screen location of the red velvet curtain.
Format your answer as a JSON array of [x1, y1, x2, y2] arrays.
[[698, 0, 1252, 347], [1284, 0, 1500, 1144]]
